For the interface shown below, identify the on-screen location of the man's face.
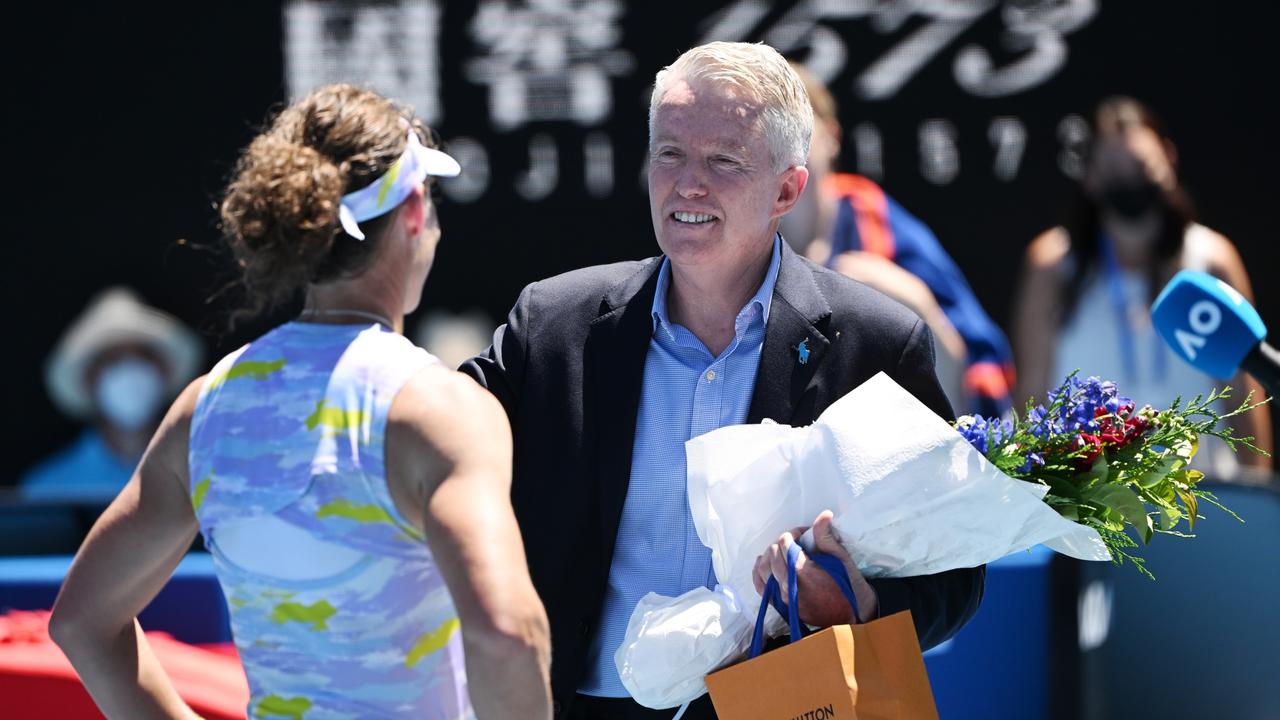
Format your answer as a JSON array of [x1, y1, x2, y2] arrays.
[[648, 78, 806, 273]]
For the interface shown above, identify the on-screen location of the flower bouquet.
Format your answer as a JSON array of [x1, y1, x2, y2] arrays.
[[955, 373, 1270, 578], [615, 371, 1269, 708]]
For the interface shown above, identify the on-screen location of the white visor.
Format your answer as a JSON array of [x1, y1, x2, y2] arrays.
[[337, 128, 460, 240]]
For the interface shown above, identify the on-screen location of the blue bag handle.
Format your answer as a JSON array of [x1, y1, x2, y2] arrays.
[[747, 542, 864, 659]]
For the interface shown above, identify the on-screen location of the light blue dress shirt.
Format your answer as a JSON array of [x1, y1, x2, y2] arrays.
[[580, 236, 782, 697]]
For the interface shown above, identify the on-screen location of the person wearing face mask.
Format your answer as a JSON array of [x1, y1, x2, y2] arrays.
[[1012, 96, 1272, 475], [20, 287, 202, 501]]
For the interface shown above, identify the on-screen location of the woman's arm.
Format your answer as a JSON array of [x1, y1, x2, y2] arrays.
[[1202, 232, 1274, 469], [386, 367, 552, 720], [1012, 228, 1071, 407], [49, 377, 205, 720]]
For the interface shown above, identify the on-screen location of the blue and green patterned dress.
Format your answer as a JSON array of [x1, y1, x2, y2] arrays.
[[189, 321, 472, 719]]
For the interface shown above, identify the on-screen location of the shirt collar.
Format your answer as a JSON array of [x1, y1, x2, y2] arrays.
[[651, 233, 782, 335]]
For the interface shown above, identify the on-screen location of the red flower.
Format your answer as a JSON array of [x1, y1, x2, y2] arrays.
[[1076, 433, 1104, 468], [1123, 415, 1148, 439], [1090, 405, 1149, 452]]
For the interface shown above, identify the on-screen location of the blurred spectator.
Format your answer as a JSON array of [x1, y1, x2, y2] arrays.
[[19, 287, 201, 500], [781, 62, 1016, 418], [412, 309, 495, 370], [1013, 96, 1272, 475]]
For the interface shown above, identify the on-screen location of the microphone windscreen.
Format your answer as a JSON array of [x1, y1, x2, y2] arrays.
[[1151, 270, 1267, 380]]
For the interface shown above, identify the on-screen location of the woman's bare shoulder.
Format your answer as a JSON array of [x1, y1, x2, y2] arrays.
[[1025, 226, 1072, 271], [387, 364, 508, 458], [1187, 223, 1255, 298]]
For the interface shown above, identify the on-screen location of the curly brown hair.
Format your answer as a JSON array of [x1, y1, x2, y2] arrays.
[[219, 84, 437, 319]]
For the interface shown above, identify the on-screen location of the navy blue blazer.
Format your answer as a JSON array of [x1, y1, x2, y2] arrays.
[[461, 242, 984, 717]]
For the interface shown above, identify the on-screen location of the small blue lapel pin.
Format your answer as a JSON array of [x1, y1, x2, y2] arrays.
[[795, 338, 811, 365]]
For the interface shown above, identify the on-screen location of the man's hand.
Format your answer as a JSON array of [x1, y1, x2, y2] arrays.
[[751, 510, 879, 628]]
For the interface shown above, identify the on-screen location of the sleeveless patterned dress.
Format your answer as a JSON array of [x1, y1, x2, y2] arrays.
[[189, 321, 473, 719]]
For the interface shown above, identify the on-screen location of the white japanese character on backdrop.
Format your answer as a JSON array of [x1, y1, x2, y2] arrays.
[[465, 0, 636, 131], [698, 0, 1098, 184], [285, 0, 445, 125]]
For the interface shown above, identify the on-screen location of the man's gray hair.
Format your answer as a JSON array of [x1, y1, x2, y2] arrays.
[[649, 42, 813, 172]]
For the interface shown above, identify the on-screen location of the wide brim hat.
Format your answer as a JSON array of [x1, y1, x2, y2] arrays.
[[45, 287, 202, 419]]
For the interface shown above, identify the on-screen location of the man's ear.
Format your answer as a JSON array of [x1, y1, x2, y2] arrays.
[[774, 165, 810, 218]]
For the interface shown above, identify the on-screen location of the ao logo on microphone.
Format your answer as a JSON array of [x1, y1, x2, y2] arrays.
[[1174, 281, 1245, 360], [1151, 271, 1267, 381]]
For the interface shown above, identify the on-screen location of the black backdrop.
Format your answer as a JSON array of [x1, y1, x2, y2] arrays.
[[5, 1, 1278, 484]]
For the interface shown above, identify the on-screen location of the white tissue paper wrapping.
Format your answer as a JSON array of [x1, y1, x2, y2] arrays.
[[686, 372, 1110, 619], [615, 585, 753, 709], [617, 371, 1111, 707]]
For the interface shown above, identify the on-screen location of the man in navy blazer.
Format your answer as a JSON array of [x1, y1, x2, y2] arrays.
[[462, 42, 984, 720]]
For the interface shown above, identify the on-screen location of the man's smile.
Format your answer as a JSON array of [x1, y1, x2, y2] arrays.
[[671, 211, 719, 224]]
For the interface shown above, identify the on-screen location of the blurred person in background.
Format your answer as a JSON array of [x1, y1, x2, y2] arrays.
[[20, 287, 201, 502], [1013, 96, 1272, 476], [780, 62, 1016, 419], [50, 84, 551, 719], [413, 309, 495, 371]]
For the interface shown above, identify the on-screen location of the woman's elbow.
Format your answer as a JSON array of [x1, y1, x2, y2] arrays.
[[48, 589, 124, 655], [48, 602, 91, 654], [464, 601, 550, 664]]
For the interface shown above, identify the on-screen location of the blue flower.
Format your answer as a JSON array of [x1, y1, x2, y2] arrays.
[[957, 415, 1016, 456], [1066, 404, 1098, 433], [1026, 405, 1055, 439], [957, 415, 993, 454], [1103, 394, 1134, 414], [1047, 374, 1118, 433], [1081, 376, 1107, 405], [997, 419, 1014, 444], [1017, 452, 1045, 473]]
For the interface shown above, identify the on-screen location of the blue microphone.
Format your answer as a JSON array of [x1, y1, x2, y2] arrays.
[[1151, 270, 1278, 395]]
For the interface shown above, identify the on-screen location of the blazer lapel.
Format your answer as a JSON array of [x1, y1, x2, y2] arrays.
[[747, 244, 834, 425], [585, 259, 663, 572]]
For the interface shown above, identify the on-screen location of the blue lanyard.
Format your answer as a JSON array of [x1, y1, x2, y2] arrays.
[[1098, 232, 1167, 383]]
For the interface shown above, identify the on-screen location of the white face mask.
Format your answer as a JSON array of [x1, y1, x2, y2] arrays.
[[94, 358, 165, 431]]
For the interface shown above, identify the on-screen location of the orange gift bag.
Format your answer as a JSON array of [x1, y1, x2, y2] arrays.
[[705, 545, 938, 720]]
